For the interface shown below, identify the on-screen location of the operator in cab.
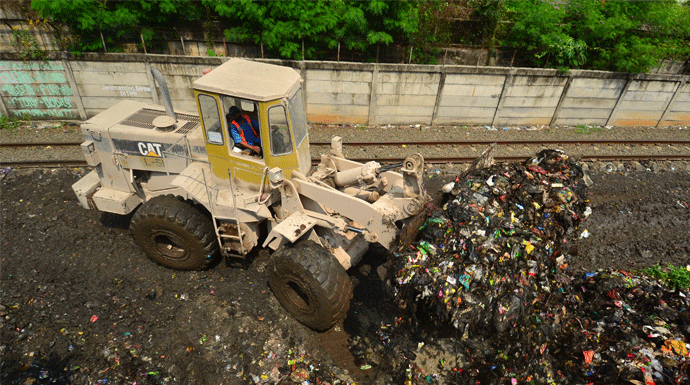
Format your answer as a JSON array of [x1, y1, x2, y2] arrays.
[[227, 106, 261, 155]]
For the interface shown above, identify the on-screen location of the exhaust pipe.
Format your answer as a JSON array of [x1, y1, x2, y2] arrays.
[[150, 67, 177, 128]]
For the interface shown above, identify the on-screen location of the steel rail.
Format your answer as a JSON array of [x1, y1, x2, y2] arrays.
[[3, 139, 690, 149], [1, 160, 89, 167], [0, 142, 83, 148], [348, 154, 690, 164], [3, 153, 690, 169], [311, 139, 690, 146]]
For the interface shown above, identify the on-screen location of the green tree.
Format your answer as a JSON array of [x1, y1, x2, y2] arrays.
[[210, 0, 340, 59], [502, 0, 573, 68], [31, 0, 204, 53], [363, 0, 416, 62], [471, 0, 506, 65], [208, 0, 265, 52], [570, 0, 690, 72], [209, 0, 421, 62], [27, 0, 690, 69], [331, 2, 368, 56], [264, 0, 340, 59], [32, 0, 110, 52], [503, 0, 690, 73]]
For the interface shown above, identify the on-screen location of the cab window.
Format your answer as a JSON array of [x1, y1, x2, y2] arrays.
[[221, 96, 259, 125], [268, 105, 292, 156], [221, 96, 263, 158], [198, 94, 223, 144], [288, 89, 307, 148]]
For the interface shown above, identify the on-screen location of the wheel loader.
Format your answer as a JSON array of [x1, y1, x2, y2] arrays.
[[72, 59, 428, 331]]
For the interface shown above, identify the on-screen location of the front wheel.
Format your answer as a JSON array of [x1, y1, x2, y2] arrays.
[[268, 240, 352, 331], [129, 195, 218, 270]]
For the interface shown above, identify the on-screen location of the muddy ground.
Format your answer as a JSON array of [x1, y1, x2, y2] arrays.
[[1, 163, 689, 384]]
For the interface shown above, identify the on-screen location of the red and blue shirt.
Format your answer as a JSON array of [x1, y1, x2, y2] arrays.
[[229, 114, 261, 148]]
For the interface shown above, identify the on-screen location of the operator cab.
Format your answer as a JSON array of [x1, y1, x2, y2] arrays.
[[193, 59, 311, 187]]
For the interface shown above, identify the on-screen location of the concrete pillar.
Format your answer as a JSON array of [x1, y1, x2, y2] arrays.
[[0, 94, 8, 117], [605, 75, 634, 127], [430, 68, 447, 127], [656, 80, 687, 127], [62, 59, 87, 120], [367, 65, 379, 126], [549, 74, 574, 127], [492, 69, 515, 127]]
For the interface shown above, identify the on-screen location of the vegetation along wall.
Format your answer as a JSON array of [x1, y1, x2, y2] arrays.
[[1, 53, 688, 127]]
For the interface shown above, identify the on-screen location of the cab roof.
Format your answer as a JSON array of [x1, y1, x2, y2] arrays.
[[193, 59, 302, 102]]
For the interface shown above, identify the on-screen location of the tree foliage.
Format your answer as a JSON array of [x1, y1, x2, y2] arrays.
[[31, 0, 205, 53], [503, 0, 690, 72], [207, 0, 417, 60], [29, 0, 690, 71]]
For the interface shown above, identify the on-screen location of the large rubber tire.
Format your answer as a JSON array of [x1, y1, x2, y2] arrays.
[[129, 195, 218, 270], [268, 240, 353, 331]]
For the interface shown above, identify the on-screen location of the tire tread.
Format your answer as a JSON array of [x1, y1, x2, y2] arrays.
[[130, 195, 218, 270], [268, 240, 352, 331]]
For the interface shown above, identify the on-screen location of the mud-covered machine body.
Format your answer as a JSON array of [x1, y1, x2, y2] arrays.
[[72, 59, 427, 330]]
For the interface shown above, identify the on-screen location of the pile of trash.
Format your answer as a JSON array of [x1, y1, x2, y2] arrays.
[[392, 149, 590, 332], [366, 270, 689, 384], [551, 270, 690, 385], [379, 148, 689, 384]]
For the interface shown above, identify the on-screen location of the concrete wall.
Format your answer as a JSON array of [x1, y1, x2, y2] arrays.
[[1, 52, 688, 127], [375, 68, 441, 125], [306, 68, 372, 125], [0, 60, 82, 120]]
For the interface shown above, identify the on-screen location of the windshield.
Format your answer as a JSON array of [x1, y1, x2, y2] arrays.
[[288, 89, 307, 148]]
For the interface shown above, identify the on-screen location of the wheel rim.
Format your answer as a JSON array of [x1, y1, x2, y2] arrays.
[[152, 230, 188, 261], [282, 279, 313, 313]]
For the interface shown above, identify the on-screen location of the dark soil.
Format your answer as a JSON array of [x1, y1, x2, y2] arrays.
[[573, 169, 690, 272], [1, 163, 689, 384]]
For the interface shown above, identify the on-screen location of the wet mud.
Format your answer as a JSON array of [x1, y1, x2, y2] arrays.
[[1, 163, 689, 384]]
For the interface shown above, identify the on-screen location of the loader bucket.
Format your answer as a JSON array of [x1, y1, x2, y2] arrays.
[[396, 201, 434, 250]]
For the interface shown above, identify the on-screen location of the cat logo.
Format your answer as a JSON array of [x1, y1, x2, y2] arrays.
[[137, 142, 163, 157]]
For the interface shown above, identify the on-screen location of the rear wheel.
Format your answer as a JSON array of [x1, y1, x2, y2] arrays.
[[130, 195, 218, 270], [268, 240, 352, 331]]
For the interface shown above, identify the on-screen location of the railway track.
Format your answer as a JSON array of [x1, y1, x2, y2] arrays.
[[2, 139, 690, 168], [3, 139, 690, 148], [312, 139, 690, 146], [4, 139, 690, 148]]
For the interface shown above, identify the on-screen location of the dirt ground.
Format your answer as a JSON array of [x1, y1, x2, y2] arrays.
[[1, 162, 689, 384]]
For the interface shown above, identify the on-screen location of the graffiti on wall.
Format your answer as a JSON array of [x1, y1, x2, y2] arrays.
[[0, 61, 78, 119], [102, 85, 151, 97]]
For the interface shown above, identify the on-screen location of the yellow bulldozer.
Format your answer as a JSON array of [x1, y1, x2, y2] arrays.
[[72, 59, 427, 330]]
